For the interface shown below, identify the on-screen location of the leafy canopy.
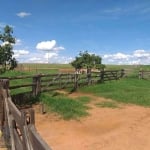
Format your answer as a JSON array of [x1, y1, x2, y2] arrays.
[[0, 25, 17, 73], [71, 51, 105, 70]]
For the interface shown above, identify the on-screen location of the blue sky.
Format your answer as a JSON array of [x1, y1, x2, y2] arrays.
[[0, 0, 150, 64]]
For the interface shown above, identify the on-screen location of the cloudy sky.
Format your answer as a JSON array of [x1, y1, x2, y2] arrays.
[[0, 0, 150, 65]]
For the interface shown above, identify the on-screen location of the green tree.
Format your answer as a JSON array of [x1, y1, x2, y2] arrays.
[[71, 51, 105, 72], [0, 25, 17, 72]]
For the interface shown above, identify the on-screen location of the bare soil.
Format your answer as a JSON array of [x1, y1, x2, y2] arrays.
[[34, 91, 150, 150]]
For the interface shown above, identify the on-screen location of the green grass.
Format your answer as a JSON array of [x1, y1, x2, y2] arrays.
[[106, 64, 150, 70], [1, 65, 150, 107], [0, 70, 33, 95], [17, 63, 73, 74], [0, 70, 32, 77], [76, 96, 91, 104], [80, 78, 150, 107], [19, 63, 72, 69], [95, 101, 119, 108], [39, 92, 90, 120]]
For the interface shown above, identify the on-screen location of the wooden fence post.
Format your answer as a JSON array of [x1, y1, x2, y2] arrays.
[[99, 70, 104, 83], [0, 80, 10, 126], [32, 75, 41, 96], [120, 69, 125, 78], [74, 73, 78, 90], [40, 103, 46, 114], [139, 70, 143, 79], [0, 87, 4, 129], [0, 79, 9, 90]]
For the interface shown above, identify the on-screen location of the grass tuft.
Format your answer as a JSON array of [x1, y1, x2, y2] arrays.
[[39, 93, 90, 120]]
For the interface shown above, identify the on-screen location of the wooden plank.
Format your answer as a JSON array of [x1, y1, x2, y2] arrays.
[[4, 98, 16, 150], [0, 91, 4, 127], [13, 128, 24, 150], [7, 97, 22, 126], [28, 125, 51, 150], [22, 125, 34, 150], [10, 84, 34, 89]]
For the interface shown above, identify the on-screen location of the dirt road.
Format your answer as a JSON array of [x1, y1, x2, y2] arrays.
[[35, 92, 150, 150]]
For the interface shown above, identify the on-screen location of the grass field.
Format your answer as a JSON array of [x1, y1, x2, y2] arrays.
[[80, 78, 150, 107], [0, 64, 150, 119], [16, 63, 73, 74]]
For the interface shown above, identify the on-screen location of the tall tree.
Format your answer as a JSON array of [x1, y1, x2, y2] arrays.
[[0, 25, 17, 72], [71, 51, 105, 72]]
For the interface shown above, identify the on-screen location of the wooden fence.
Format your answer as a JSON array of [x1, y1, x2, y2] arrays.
[[0, 70, 125, 96], [0, 70, 124, 149], [0, 79, 51, 150], [139, 70, 150, 79]]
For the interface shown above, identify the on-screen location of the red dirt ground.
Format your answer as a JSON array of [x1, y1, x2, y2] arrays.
[[34, 92, 150, 150]]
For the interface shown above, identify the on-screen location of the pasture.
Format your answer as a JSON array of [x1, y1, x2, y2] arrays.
[[0, 64, 150, 149]]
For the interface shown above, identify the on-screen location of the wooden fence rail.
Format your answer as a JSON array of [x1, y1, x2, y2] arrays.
[[0, 80, 51, 150], [0, 70, 125, 96], [139, 70, 150, 79]]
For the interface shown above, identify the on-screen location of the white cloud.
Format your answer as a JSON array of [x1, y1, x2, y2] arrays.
[[13, 50, 29, 58], [53, 46, 65, 51], [13, 50, 29, 55], [1, 38, 21, 47], [44, 52, 58, 58], [133, 49, 150, 58], [15, 39, 22, 46], [16, 51, 71, 64], [13, 39, 65, 63], [0, 22, 6, 28], [28, 57, 45, 63], [44, 52, 58, 63], [36, 40, 56, 51], [36, 40, 65, 63], [104, 52, 130, 60], [16, 12, 31, 18], [1, 41, 10, 46], [103, 50, 150, 65]]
